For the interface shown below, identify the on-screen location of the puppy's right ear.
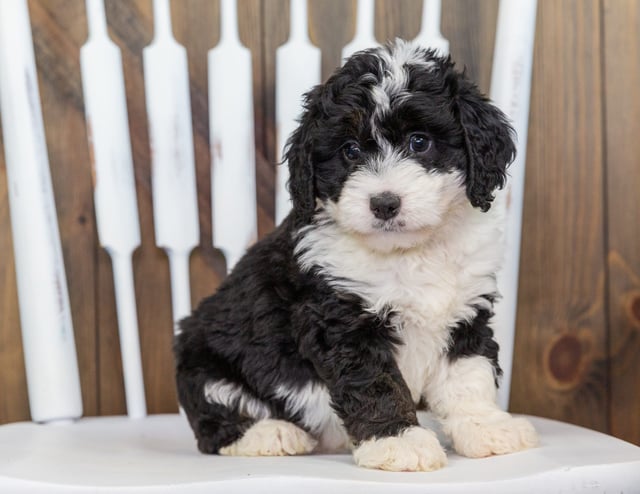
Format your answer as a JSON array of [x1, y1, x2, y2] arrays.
[[445, 64, 515, 212], [284, 86, 322, 225]]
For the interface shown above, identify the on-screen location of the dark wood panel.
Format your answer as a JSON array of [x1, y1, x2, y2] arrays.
[[442, 0, 498, 94], [0, 153, 29, 423], [0, 33, 28, 422], [603, 0, 640, 445], [238, 0, 271, 238], [262, 0, 289, 171], [375, 0, 421, 43], [511, 0, 609, 433], [308, 0, 355, 80]]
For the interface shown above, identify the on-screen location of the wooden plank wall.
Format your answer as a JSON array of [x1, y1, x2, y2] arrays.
[[602, 0, 640, 443], [510, 0, 608, 430], [0, 0, 638, 445]]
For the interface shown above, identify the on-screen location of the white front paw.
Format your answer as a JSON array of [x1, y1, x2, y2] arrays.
[[449, 414, 538, 458], [353, 426, 447, 472]]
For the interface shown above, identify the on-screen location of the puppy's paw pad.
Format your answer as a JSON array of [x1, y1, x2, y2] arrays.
[[452, 415, 538, 458], [219, 419, 317, 456], [353, 426, 447, 472]]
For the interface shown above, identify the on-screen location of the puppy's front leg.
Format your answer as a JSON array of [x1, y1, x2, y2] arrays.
[[294, 293, 447, 472], [426, 356, 538, 458]]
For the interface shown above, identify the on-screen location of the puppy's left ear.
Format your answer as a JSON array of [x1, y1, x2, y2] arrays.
[[450, 71, 516, 212], [283, 85, 323, 225]]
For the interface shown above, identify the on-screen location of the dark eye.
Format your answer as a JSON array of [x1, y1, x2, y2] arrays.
[[343, 142, 362, 162], [409, 134, 431, 153]]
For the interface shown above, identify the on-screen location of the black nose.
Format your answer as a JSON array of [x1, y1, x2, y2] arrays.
[[369, 192, 401, 220]]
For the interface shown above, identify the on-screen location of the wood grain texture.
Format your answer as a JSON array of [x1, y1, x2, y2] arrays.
[[375, 0, 421, 43], [510, 0, 609, 433], [308, 0, 355, 79], [0, 17, 26, 420], [238, 0, 270, 239], [603, 0, 640, 445], [0, 141, 29, 422], [263, 0, 289, 169], [441, 0, 498, 94]]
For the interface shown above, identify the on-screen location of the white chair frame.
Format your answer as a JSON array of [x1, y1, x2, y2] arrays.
[[1, 0, 639, 492]]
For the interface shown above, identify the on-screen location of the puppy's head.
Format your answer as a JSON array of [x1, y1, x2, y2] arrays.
[[285, 40, 515, 252]]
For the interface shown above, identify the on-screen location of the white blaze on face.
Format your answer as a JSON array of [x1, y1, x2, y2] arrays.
[[369, 41, 437, 117], [325, 147, 467, 253]]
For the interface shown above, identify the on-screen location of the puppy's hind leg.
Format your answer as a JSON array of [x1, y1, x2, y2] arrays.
[[219, 419, 317, 457], [179, 371, 316, 456], [203, 379, 316, 456], [176, 369, 257, 454]]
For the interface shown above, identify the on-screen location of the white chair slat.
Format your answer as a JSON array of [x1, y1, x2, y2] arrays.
[[414, 0, 450, 56], [342, 0, 379, 62], [143, 0, 199, 325], [210, 0, 257, 272], [107, 251, 147, 418], [81, 0, 141, 255], [0, 0, 82, 424], [489, 0, 538, 411], [80, 0, 146, 418], [275, 0, 321, 225]]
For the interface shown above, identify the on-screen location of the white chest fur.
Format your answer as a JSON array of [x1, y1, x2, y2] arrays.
[[296, 205, 505, 402]]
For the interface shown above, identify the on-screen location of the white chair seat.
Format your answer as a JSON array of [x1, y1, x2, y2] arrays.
[[1, 413, 639, 493]]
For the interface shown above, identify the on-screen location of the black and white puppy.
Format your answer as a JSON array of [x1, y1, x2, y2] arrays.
[[175, 40, 538, 472]]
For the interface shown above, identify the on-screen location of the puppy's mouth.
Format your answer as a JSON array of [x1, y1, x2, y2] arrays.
[[372, 218, 407, 232], [356, 216, 433, 253]]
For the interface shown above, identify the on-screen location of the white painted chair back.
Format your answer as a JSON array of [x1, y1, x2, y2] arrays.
[[2, 0, 640, 492]]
